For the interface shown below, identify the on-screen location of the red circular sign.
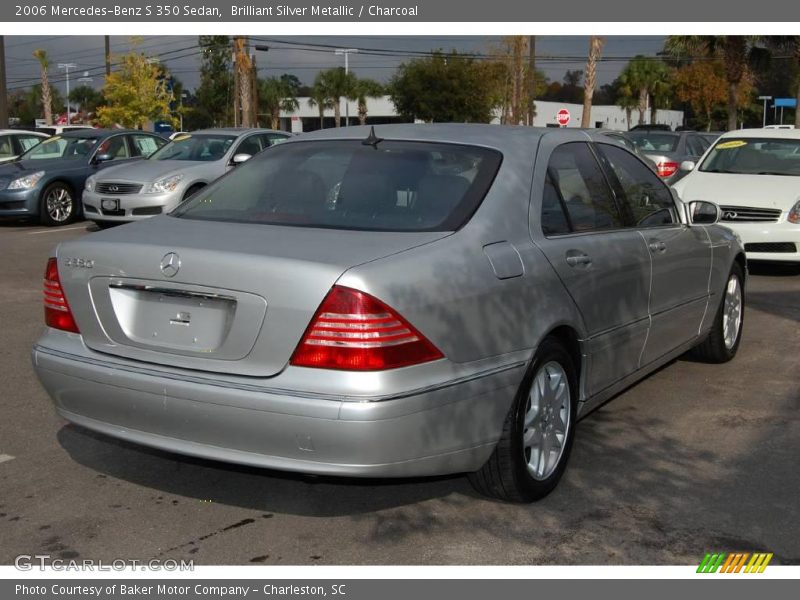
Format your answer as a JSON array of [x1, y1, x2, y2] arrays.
[[556, 108, 571, 126]]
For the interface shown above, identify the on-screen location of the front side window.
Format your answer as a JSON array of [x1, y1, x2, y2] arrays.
[[130, 134, 166, 157], [149, 134, 236, 162], [0, 135, 14, 159], [16, 135, 44, 152], [699, 137, 800, 176], [22, 136, 98, 160], [173, 140, 502, 232], [95, 135, 129, 159], [596, 143, 677, 227], [545, 142, 622, 232]]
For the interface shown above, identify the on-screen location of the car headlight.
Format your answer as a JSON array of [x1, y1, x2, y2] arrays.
[[788, 199, 800, 224], [8, 171, 45, 190], [85, 175, 96, 192], [146, 174, 184, 194]]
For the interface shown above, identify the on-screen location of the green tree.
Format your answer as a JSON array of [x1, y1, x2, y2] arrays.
[[317, 67, 356, 127], [195, 36, 232, 127], [350, 77, 384, 125], [618, 56, 670, 126], [389, 52, 494, 123], [97, 50, 175, 129], [68, 85, 104, 115], [32, 49, 53, 125], [258, 74, 300, 130], [307, 75, 334, 129], [665, 36, 761, 130]]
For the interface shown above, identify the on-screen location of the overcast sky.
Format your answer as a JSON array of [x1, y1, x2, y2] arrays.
[[3, 35, 668, 94]]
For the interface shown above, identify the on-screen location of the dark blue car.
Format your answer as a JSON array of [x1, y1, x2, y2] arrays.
[[0, 129, 167, 226]]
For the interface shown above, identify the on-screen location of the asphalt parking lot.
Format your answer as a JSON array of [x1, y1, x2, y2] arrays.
[[0, 219, 798, 566]]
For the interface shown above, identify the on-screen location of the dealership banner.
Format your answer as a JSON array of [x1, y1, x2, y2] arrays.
[[4, 579, 799, 599], [4, 0, 800, 21]]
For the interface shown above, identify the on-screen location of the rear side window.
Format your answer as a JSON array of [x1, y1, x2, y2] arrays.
[[544, 142, 622, 232], [596, 143, 677, 227], [173, 140, 502, 232]]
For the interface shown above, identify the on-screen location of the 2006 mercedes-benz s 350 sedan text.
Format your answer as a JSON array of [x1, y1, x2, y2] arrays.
[[32, 125, 746, 502]]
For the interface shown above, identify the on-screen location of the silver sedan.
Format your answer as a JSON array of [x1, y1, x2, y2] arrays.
[[33, 124, 745, 502], [82, 128, 290, 227]]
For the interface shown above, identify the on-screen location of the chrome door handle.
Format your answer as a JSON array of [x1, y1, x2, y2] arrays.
[[565, 254, 592, 267], [648, 241, 667, 253]]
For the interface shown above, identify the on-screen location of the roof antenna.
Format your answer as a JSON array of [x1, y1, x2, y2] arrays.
[[362, 126, 383, 148]]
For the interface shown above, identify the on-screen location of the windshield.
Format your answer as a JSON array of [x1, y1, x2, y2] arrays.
[[149, 134, 236, 162], [628, 132, 679, 153], [22, 135, 98, 160], [699, 138, 800, 176], [173, 140, 503, 232]]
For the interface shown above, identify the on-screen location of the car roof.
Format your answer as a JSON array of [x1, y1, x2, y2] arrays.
[[0, 129, 48, 136], [718, 128, 800, 140], [59, 128, 152, 139], [187, 127, 289, 138]]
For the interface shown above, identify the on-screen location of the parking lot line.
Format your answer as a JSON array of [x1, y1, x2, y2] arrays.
[[0, 454, 15, 464], [28, 226, 87, 235]]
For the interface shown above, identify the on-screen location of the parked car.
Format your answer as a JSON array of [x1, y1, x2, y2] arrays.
[[35, 125, 95, 137], [82, 128, 291, 227], [672, 128, 800, 264], [630, 124, 671, 131], [33, 124, 745, 502], [627, 130, 714, 183], [0, 129, 49, 164], [0, 129, 167, 226], [598, 130, 658, 172]]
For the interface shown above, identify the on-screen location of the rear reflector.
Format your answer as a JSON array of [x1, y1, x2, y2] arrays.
[[44, 257, 79, 333], [290, 285, 443, 371], [656, 161, 679, 178]]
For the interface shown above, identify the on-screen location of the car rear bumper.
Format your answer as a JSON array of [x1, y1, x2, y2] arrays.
[[32, 336, 525, 478], [722, 220, 800, 263], [83, 189, 181, 222]]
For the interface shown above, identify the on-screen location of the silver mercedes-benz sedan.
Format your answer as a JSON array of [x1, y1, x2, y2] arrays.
[[32, 124, 745, 502], [82, 128, 290, 228]]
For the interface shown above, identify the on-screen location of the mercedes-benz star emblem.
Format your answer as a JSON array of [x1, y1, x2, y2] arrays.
[[160, 252, 181, 278], [108, 185, 119, 192]]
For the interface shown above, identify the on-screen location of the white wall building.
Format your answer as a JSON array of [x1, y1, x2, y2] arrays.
[[279, 96, 683, 132]]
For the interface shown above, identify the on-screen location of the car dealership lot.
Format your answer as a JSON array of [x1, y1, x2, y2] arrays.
[[0, 220, 798, 566]]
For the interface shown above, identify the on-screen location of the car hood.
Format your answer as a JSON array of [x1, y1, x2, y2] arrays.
[[95, 159, 216, 183], [673, 171, 800, 209]]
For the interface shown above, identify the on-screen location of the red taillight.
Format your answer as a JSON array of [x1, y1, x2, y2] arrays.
[[43, 257, 79, 333], [656, 161, 679, 178], [290, 285, 443, 371]]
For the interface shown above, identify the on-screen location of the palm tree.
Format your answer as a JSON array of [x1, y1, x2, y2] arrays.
[[665, 36, 760, 131], [308, 74, 334, 129], [350, 78, 384, 125], [581, 36, 605, 128], [618, 56, 670, 126], [258, 76, 299, 130], [318, 67, 356, 127], [32, 49, 53, 125]]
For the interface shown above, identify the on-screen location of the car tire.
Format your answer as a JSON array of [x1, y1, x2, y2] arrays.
[[469, 337, 578, 503], [690, 262, 745, 363], [182, 184, 205, 202], [39, 182, 76, 226]]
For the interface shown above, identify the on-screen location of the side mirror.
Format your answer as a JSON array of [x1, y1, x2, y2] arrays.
[[231, 153, 251, 165], [93, 153, 113, 164], [689, 200, 721, 225], [679, 160, 696, 172]]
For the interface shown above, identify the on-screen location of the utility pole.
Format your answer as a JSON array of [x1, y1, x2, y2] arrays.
[[104, 36, 111, 77], [757, 96, 772, 128], [0, 37, 8, 129], [335, 48, 358, 126], [527, 36, 536, 126], [58, 63, 77, 124]]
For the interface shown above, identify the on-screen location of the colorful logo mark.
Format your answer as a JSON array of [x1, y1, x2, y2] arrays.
[[697, 552, 773, 573]]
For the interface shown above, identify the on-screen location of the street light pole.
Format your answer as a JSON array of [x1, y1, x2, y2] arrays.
[[757, 96, 772, 128], [58, 63, 77, 124], [335, 48, 358, 127]]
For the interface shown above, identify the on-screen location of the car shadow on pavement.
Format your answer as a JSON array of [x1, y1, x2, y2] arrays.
[[747, 262, 800, 277]]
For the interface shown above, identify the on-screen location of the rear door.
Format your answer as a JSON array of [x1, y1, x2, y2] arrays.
[[595, 142, 711, 364], [534, 141, 652, 396]]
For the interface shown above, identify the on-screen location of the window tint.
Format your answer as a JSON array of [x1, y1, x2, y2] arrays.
[[234, 135, 263, 157], [130, 134, 164, 157], [0, 135, 13, 158], [597, 143, 677, 227], [546, 143, 622, 232], [173, 140, 502, 232], [541, 173, 571, 235]]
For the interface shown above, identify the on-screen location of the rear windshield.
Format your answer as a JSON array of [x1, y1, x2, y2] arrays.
[[699, 137, 800, 176], [628, 132, 679, 153], [172, 140, 502, 232]]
